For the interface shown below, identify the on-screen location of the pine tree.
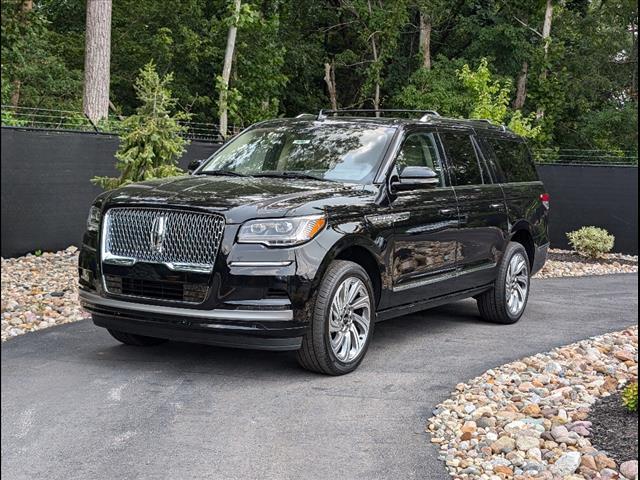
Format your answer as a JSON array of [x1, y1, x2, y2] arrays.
[[92, 61, 190, 190]]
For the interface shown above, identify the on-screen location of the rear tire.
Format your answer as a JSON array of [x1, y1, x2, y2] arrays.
[[107, 328, 167, 346], [296, 260, 375, 375], [476, 242, 531, 324]]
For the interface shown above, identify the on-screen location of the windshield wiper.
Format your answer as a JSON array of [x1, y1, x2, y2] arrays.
[[199, 169, 249, 178], [253, 171, 334, 182]]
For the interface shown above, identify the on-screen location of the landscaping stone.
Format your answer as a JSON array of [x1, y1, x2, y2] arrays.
[[551, 451, 582, 476], [2, 247, 635, 342], [620, 460, 638, 480], [491, 436, 516, 453], [534, 249, 637, 279], [1, 247, 89, 342], [427, 327, 638, 480]]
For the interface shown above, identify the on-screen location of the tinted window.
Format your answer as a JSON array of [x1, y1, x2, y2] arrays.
[[440, 132, 483, 186], [396, 132, 445, 186], [475, 136, 504, 183], [488, 138, 537, 183]]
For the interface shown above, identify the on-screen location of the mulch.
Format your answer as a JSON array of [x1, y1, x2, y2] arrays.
[[589, 390, 639, 465]]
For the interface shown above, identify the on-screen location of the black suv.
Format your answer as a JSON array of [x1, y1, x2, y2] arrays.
[[79, 110, 549, 375]]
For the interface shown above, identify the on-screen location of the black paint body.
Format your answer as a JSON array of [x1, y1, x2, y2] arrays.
[[79, 116, 550, 350]]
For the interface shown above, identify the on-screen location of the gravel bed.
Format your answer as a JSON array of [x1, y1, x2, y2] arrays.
[[1, 247, 637, 342], [534, 249, 638, 279], [1, 246, 88, 342], [589, 391, 638, 466], [428, 326, 638, 480]]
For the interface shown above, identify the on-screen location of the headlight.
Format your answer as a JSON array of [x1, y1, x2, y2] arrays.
[[86, 206, 102, 232], [238, 215, 326, 247]]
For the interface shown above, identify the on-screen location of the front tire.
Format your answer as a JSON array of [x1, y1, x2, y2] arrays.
[[476, 242, 531, 324], [296, 260, 375, 375], [107, 328, 168, 346]]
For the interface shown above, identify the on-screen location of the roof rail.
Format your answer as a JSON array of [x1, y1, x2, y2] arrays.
[[428, 115, 508, 130], [318, 109, 440, 120]]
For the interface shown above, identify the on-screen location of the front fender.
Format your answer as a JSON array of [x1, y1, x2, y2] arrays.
[[293, 218, 391, 308]]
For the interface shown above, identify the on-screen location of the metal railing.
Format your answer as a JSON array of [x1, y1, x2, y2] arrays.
[[534, 148, 638, 166], [0, 105, 237, 142], [2, 106, 637, 163]]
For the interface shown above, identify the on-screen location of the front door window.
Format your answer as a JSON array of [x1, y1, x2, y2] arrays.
[[396, 132, 446, 186]]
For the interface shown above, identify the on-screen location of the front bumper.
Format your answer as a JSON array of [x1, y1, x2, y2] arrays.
[[80, 290, 304, 351]]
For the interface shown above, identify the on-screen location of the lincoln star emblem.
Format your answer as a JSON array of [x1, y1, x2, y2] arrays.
[[150, 216, 167, 253]]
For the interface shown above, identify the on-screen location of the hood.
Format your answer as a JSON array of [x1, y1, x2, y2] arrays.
[[103, 174, 374, 223]]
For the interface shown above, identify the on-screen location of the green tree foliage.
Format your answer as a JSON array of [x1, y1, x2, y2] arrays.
[[92, 62, 189, 190], [335, 0, 409, 109], [225, 1, 288, 126], [458, 59, 541, 138], [394, 56, 474, 116], [1, 0, 637, 154], [1, 0, 82, 110]]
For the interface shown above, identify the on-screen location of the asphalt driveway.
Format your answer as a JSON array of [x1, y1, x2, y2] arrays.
[[1, 274, 637, 480]]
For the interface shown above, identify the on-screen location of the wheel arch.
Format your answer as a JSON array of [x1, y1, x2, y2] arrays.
[[510, 221, 535, 268], [313, 236, 386, 308]]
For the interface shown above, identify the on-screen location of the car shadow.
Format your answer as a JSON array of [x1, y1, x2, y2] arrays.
[[92, 298, 489, 379]]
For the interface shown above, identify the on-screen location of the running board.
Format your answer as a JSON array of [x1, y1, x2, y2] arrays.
[[375, 285, 492, 322]]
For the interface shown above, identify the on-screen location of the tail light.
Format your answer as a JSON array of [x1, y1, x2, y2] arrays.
[[540, 193, 550, 209]]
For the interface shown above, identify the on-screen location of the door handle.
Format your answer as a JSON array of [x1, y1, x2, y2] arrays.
[[489, 203, 504, 210], [438, 208, 456, 216]]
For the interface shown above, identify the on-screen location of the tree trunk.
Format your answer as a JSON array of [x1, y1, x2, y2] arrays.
[[324, 61, 338, 110], [10, 81, 21, 107], [537, 0, 553, 118], [541, 0, 553, 57], [218, 0, 241, 140], [513, 61, 528, 110], [367, 0, 380, 114], [83, 0, 112, 123], [419, 14, 432, 70], [631, 22, 638, 99]]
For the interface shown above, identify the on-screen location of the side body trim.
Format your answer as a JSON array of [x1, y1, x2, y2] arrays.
[[392, 262, 497, 292]]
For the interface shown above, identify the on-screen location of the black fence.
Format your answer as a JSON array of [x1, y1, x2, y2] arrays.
[[1, 127, 221, 257], [1, 127, 638, 257], [536, 164, 638, 254]]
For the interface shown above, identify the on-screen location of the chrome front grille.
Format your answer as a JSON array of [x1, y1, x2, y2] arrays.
[[102, 208, 225, 273]]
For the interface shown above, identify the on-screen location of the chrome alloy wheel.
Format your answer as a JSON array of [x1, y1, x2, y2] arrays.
[[328, 276, 371, 362], [505, 253, 529, 316]]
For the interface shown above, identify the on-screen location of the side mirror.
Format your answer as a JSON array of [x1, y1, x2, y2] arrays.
[[392, 166, 439, 191], [188, 159, 205, 174]]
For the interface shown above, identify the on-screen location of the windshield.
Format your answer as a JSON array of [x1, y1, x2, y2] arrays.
[[200, 123, 396, 183]]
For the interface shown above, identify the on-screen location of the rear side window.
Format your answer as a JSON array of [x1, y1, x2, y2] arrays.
[[439, 132, 484, 186], [488, 138, 537, 183]]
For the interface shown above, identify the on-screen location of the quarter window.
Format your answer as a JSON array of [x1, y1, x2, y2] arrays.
[[487, 138, 537, 183], [439, 132, 484, 186], [396, 132, 445, 186]]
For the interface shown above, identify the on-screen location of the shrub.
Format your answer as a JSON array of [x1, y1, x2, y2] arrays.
[[92, 61, 189, 190], [566, 226, 615, 258], [622, 382, 638, 413]]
